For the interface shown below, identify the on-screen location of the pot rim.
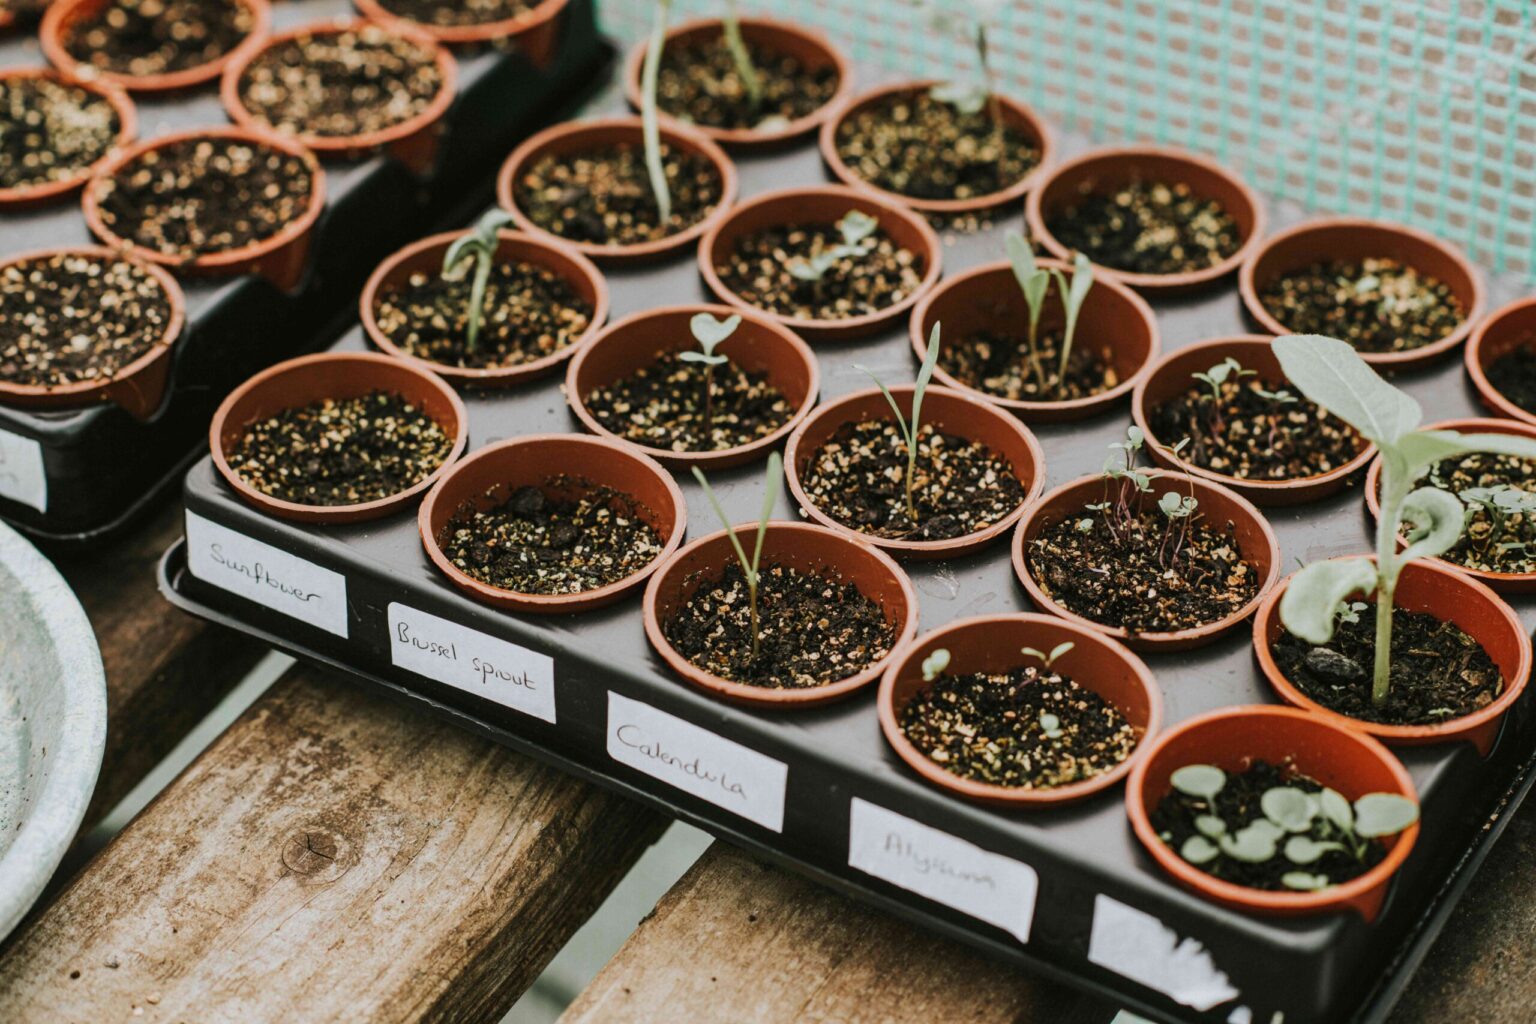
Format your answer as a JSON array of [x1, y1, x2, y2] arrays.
[[0, 68, 137, 207], [1465, 295, 1536, 426], [352, 0, 570, 46], [41, 0, 272, 93]]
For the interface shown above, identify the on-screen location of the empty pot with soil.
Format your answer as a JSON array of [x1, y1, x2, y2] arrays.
[[1466, 296, 1536, 427], [1239, 217, 1484, 367], [0, 247, 182, 418], [0, 69, 135, 209], [352, 0, 570, 65], [221, 20, 456, 176], [211, 352, 467, 523], [82, 127, 325, 291], [497, 116, 737, 263], [1025, 145, 1264, 294], [42, 0, 270, 93], [880, 613, 1162, 807], [566, 304, 818, 469], [699, 185, 941, 341], [1127, 705, 1419, 921], [1132, 336, 1374, 505]]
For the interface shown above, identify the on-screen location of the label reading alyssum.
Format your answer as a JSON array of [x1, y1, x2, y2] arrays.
[[606, 692, 787, 832], [847, 798, 1038, 943], [184, 511, 348, 637], [388, 603, 555, 723], [0, 429, 46, 512]]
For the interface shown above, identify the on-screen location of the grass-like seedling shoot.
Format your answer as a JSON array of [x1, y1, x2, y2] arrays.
[[720, 0, 762, 107], [1004, 233, 1094, 396], [641, 0, 674, 225], [855, 321, 943, 524], [441, 209, 514, 354], [691, 451, 784, 663]]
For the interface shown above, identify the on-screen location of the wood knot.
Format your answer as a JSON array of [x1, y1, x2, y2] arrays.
[[281, 826, 353, 883]]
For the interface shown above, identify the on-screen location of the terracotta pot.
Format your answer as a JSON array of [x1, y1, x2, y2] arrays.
[[1025, 145, 1265, 295], [418, 433, 686, 614], [1254, 557, 1531, 755], [211, 351, 467, 523], [0, 69, 136, 209], [42, 0, 271, 93], [220, 19, 457, 177], [362, 228, 608, 388], [1012, 470, 1281, 651], [880, 613, 1162, 808], [82, 126, 326, 292], [566, 304, 818, 469], [784, 384, 1045, 560], [644, 522, 916, 708], [1466, 296, 1536, 426], [353, 0, 570, 66], [909, 257, 1159, 423], [1132, 335, 1377, 505], [621, 16, 852, 150], [1126, 705, 1418, 921], [818, 80, 1055, 215], [0, 247, 183, 419], [1239, 217, 1485, 369], [496, 116, 738, 265], [698, 185, 942, 342]]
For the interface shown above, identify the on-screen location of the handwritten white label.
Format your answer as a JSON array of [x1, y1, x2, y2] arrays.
[[388, 602, 555, 723], [847, 798, 1037, 944], [185, 510, 348, 637], [1088, 894, 1240, 1012], [606, 692, 787, 832], [0, 429, 46, 512]]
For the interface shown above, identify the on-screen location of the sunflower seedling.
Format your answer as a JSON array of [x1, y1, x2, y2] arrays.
[[788, 209, 879, 299], [855, 322, 943, 524], [691, 451, 783, 663], [441, 209, 514, 354], [640, 0, 674, 226], [679, 312, 740, 438], [1274, 334, 1536, 705]]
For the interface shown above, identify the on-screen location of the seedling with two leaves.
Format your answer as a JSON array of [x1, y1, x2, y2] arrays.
[[920, 640, 1075, 739], [855, 322, 943, 524], [441, 209, 515, 354], [1005, 232, 1095, 395], [679, 312, 741, 438], [788, 209, 879, 294], [691, 451, 784, 664], [920, 0, 1006, 159]]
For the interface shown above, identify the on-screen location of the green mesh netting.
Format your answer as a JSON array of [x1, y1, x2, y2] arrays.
[[598, 1, 1536, 280]]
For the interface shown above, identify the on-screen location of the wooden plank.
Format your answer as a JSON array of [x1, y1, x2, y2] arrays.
[[0, 666, 669, 1023]]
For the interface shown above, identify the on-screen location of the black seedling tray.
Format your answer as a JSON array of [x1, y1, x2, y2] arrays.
[[0, 0, 609, 548], [159, 81, 1536, 1024]]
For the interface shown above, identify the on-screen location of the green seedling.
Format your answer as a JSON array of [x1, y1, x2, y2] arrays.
[[691, 451, 784, 663], [1095, 426, 1151, 545], [1006, 231, 1051, 387], [1038, 712, 1063, 739], [679, 312, 740, 438], [1048, 253, 1094, 390], [855, 322, 943, 525], [788, 209, 879, 296], [720, 0, 762, 106], [1020, 641, 1074, 672], [921, 647, 951, 682], [641, 0, 674, 226], [1191, 356, 1256, 434], [1157, 490, 1200, 570], [1454, 484, 1536, 556], [441, 209, 515, 354], [921, 0, 1006, 161]]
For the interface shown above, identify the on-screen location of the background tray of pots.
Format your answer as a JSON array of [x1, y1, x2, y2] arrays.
[[0, 0, 609, 546], [158, 67, 1536, 1024]]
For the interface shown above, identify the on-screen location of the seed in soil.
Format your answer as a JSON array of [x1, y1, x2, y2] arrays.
[[373, 260, 592, 371], [1258, 258, 1464, 355], [652, 34, 839, 132], [584, 351, 791, 453], [714, 221, 922, 322], [1045, 180, 1240, 276], [0, 252, 173, 388], [663, 562, 894, 689], [1421, 451, 1536, 575], [442, 483, 663, 596], [62, 0, 256, 79], [802, 420, 1025, 542], [900, 662, 1139, 789], [92, 136, 315, 259], [235, 26, 445, 141], [229, 390, 453, 506], [940, 328, 1115, 403], [834, 90, 1040, 202], [513, 141, 723, 247], [373, 0, 534, 29], [1485, 344, 1536, 415], [0, 76, 120, 191]]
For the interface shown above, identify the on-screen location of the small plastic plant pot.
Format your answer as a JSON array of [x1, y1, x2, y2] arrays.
[[81, 127, 326, 292], [566, 304, 818, 470], [0, 69, 136, 209], [1466, 296, 1536, 426], [909, 258, 1159, 423], [1024, 145, 1266, 295], [698, 185, 942, 342], [219, 20, 457, 177], [41, 0, 272, 93], [1125, 705, 1419, 922], [418, 434, 686, 614], [643, 522, 917, 709], [1253, 557, 1532, 756], [0, 247, 183, 419], [784, 384, 1046, 561], [1238, 217, 1485, 369], [361, 228, 608, 389], [1012, 470, 1281, 651], [621, 16, 853, 150], [496, 116, 739, 265], [1132, 336, 1378, 506], [210, 351, 467, 524], [879, 613, 1163, 808], [353, 0, 570, 66], [817, 80, 1055, 215]]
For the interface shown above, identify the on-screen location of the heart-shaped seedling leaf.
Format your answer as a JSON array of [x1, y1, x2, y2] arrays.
[[837, 209, 879, 247], [1353, 792, 1419, 838], [1171, 764, 1225, 802], [1194, 814, 1227, 839], [690, 312, 742, 356], [1219, 820, 1281, 863], [1261, 787, 1319, 833], [1319, 788, 1353, 830], [921, 647, 951, 683], [1284, 836, 1344, 865], [1282, 871, 1332, 892], [1180, 835, 1220, 865]]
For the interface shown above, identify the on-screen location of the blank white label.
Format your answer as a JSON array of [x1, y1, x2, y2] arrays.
[[606, 692, 787, 832], [388, 602, 555, 723], [185, 511, 348, 637], [0, 429, 45, 512], [1088, 894, 1240, 1012], [847, 798, 1037, 944]]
